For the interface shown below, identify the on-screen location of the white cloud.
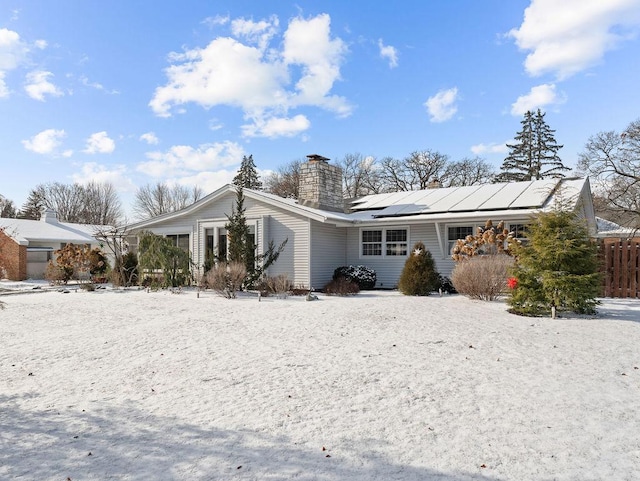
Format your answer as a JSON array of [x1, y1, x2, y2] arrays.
[[511, 83, 565, 115], [0, 28, 27, 70], [202, 15, 230, 28], [150, 13, 351, 137], [471, 141, 510, 155], [378, 39, 398, 68], [282, 14, 349, 113], [241, 114, 310, 138], [424, 87, 459, 122], [231, 15, 279, 51], [0, 72, 8, 98], [84, 131, 115, 154], [22, 128, 66, 154], [24, 70, 63, 101], [509, 0, 640, 79], [170, 170, 238, 196], [137, 141, 245, 178], [71, 162, 136, 194], [34, 39, 47, 49], [0, 27, 28, 97], [139, 132, 159, 145], [79, 75, 119, 94]]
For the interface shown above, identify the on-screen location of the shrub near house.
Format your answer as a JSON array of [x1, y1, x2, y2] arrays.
[[398, 242, 440, 296], [450, 220, 517, 301]]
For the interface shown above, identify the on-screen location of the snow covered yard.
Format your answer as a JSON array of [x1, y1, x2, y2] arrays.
[[1, 287, 639, 481]]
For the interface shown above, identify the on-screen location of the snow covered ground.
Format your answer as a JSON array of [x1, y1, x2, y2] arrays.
[[1, 285, 639, 480]]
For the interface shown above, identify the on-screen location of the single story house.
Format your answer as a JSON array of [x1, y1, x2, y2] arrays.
[[126, 155, 597, 290], [0, 209, 108, 280]]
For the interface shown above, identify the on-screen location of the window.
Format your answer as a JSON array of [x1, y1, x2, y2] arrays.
[[166, 234, 190, 252], [509, 224, 527, 240], [361, 228, 408, 257], [386, 229, 407, 256], [447, 225, 474, 254], [362, 230, 382, 256]]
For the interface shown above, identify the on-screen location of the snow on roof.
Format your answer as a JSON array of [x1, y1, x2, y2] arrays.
[[0, 216, 106, 245], [595, 217, 638, 238], [350, 178, 587, 218]]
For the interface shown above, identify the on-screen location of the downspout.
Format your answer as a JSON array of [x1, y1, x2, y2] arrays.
[[434, 222, 445, 258]]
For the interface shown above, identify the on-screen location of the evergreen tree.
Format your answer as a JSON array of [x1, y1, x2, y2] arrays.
[[19, 186, 46, 219], [224, 185, 288, 288], [398, 242, 440, 296], [496, 109, 568, 182], [0, 195, 17, 218], [508, 209, 600, 317], [233, 154, 263, 190], [225, 186, 254, 273]]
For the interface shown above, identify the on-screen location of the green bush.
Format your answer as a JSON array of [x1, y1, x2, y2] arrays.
[[508, 209, 600, 317], [332, 265, 376, 289], [398, 242, 440, 296]]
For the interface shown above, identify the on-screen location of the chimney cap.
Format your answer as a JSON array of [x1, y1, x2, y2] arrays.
[[306, 154, 330, 162]]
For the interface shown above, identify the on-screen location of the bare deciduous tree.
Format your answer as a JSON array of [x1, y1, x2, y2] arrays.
[[133, 183, 204, 220], [82, 181, 123, 225], [337, 153, 385, 198], [263, 159, 301, 199], [442, 156, 495, 187], [578, 119, 640, 230], [20, 182, 123, 224], [380, 150, 449, 191]]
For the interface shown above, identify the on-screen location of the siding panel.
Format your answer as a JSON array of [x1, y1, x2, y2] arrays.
[[310, 221, 347, 289], [130, 193, 311, 288]]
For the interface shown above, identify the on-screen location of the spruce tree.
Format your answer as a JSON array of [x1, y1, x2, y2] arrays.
[[508, 209, 600, 317], [224, 185, 288, 289], [226, 186, 253, 272], [496, 109, 568, 182], [233, 154, 263, 190], [398, 242, 440, 296]]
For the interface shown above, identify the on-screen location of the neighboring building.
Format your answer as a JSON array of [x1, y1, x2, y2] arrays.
[[126, 155, 597, 290], [0, 209, 108, 280]]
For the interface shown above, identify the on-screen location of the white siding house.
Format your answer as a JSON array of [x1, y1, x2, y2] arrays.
[[125, 156, 597, 290]]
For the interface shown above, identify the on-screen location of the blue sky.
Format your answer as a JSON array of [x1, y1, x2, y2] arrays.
[[2, 1, 640, 216]]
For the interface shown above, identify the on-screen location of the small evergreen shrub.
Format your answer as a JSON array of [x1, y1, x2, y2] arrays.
[[323, 277, 360, 296], [437, 275, 456, 294], [508, 209, 600, 317], [398, 242, 440, 296], [332, 265, 376, 289], [451, 254, 514, 301], [205, 262, 247, 299]]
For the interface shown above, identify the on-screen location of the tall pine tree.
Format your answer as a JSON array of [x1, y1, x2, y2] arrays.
[[233, 154, 263, 190], [496, 109, 568, 182]]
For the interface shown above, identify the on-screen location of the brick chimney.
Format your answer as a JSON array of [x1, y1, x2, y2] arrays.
[[298, 154, 344, 212]]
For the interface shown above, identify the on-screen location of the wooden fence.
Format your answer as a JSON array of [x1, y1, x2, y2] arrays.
[[599, 239, 640, 298]]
